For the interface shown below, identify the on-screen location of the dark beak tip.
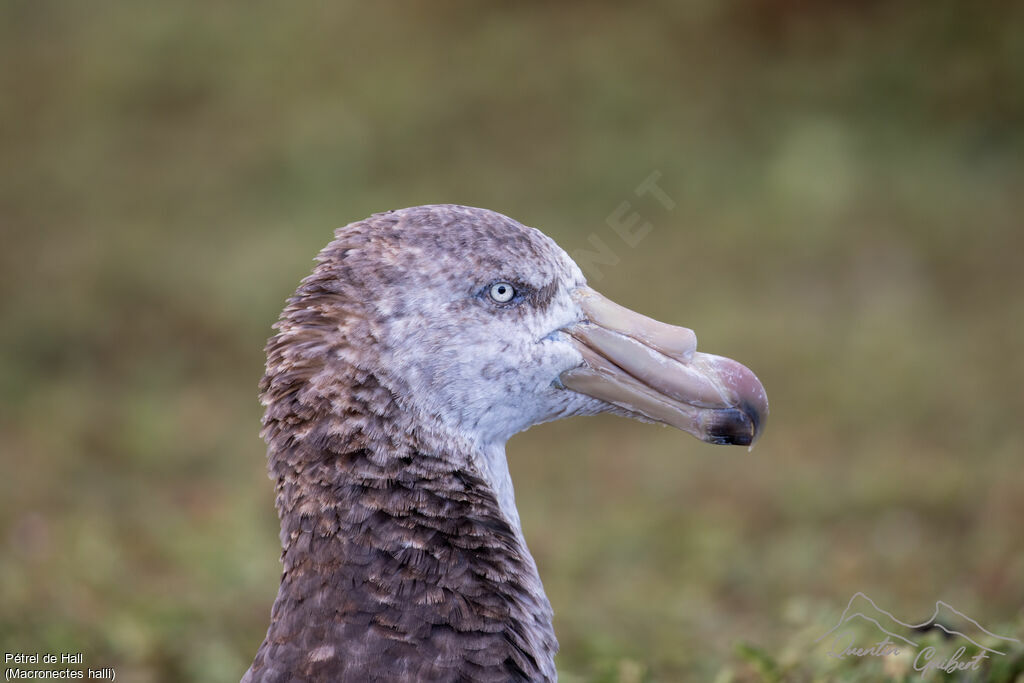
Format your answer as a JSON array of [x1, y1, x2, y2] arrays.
[[703, 401, 766, 448]]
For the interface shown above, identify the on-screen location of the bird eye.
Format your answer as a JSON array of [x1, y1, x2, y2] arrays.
[[489, 282, 516, 303]]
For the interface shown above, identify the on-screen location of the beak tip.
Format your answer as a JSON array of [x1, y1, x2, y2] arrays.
[[702, 399, 767, 448], [703, 408, 753, 446]]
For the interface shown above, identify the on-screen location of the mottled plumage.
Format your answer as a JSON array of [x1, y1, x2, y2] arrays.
[[244, 205, 767, 682]]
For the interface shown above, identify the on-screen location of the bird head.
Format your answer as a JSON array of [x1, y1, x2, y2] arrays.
[[266, 204, 767, 451]]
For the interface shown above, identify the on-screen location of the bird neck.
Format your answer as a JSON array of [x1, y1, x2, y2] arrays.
[[250, 367, 558, 681]]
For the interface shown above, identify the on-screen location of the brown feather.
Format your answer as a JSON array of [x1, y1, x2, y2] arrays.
[[244, 206, 561, 682]]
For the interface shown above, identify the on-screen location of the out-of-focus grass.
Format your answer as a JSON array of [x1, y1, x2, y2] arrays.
[[1, 1, 1022, 681]]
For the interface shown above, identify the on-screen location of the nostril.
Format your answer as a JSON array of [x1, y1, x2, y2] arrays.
[[573, 287, 698, 364]]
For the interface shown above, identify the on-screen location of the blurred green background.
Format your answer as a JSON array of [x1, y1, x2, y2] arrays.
[[2, 1, 1022, 681]]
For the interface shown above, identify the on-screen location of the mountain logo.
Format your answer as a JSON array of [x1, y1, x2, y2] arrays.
[[814, 592, 1021, 675]]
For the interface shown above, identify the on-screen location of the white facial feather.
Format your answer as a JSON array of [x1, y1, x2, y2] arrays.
[[363, 219, 606, 523]]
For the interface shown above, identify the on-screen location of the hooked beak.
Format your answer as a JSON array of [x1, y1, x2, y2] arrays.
[[559, 287, 768, 447]]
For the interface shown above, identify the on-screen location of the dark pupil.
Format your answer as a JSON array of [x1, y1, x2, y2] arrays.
[[497, 286, 507, 294]]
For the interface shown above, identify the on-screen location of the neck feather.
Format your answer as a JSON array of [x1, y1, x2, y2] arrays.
[[245, 361, 557, 682]]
